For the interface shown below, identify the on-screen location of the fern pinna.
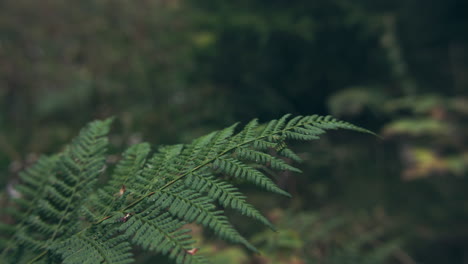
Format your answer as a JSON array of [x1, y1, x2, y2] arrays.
[[0, 114, 373, 263]]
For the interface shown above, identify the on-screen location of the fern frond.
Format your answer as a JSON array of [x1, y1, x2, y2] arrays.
[[2, 114, 373, 264], [109, 142, 151, 190], [114, 114, 372, 256], [278, 147, 303, 162], [272, 113, 291, 133], [234, 119, 259, 143], [213, 157, 291, 197], [2, 118, 114, 263], [17, 156, 58, 199], [150, 184, 257, 252], [51, 229, 133, 264], [206, 123, 239, 157], [118, 210, 208, 264], [1, 156, 59, 260], [89, 143, 153, 220], [138, 144, 184, 194], [185, 172, 275, 230], [235, 147, 302, 172], [307, 115, 376, 135], [10, 156, 59, 219]]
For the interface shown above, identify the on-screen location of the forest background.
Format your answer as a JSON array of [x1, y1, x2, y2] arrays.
[[1, 0, 468, 263]]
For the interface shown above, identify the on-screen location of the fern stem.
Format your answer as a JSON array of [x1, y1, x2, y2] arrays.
[[26, 250, 47, 264]]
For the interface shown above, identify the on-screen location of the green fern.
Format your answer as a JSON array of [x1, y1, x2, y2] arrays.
[[1, 114, 374, 263]]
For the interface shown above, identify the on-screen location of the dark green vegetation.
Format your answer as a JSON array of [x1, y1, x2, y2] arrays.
[[1, 0, 468, 263], [1, 115, 373, 263]]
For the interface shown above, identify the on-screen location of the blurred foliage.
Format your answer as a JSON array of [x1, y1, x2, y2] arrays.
[[251, 209, 403, 264], [328, 87, 388, 117], [1, 0, 468, 263]]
